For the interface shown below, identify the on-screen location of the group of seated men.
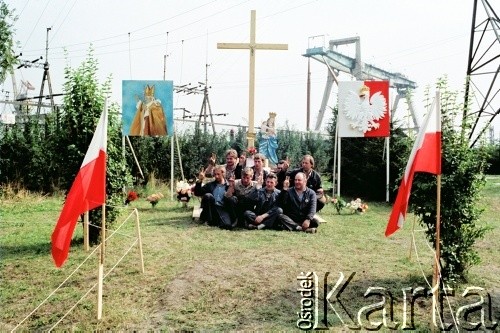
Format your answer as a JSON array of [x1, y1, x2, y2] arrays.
[[193, 149, 326, 233]]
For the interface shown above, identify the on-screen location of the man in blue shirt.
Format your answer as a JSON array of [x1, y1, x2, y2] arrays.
[[194, 165, 236, 230]]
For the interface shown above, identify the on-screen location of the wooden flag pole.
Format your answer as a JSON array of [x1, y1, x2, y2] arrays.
[[432, 90, 442, 307], [84, 212, 89, 251], [97, 204, 105, 320], [408, 214, 417, 260], [432, 174, 442, 309]]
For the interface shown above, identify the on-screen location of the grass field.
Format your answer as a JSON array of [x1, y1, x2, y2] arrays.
[[1, 176, 499, 331]]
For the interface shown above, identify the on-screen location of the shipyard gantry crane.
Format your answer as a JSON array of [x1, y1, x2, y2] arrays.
[[303, 36, 418, 131]]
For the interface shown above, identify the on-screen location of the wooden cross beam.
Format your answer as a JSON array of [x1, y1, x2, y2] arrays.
[[217, 10, 288, 148]]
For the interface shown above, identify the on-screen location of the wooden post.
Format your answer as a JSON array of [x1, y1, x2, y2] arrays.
[[97, 204, 105, 320], [126, 135, 144, 179], [408, 214, 416, 259], [134, 209, 145, 273], [432, 174, 442, 328], [217, 10, 287, 148], [432, 91, 442, 329], [84, 212, 89, 251]]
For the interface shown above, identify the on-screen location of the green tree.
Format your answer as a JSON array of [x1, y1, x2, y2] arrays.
[[59, 49, 131, 244], [0, 1, 18, 83], [411, 78, 488, 282], [484, 142, 500, 174]]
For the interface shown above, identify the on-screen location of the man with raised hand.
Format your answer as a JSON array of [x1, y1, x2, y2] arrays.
[[225, 167, 259, 228], [275, 158, 290, 190], [278, 172, 319, 233], [194, 165, 236, 230]]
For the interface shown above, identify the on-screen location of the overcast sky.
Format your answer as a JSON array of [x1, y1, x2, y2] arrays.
[[3, 0, 497, 136]]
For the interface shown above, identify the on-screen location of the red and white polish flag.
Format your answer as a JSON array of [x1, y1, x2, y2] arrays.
[[51, 106, 108, 267], [385, 97, 441, 237], [338, 80, 390, 138]]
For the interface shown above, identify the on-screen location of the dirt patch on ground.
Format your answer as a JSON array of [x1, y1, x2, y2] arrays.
[[161, 251, 298, 306], [151, 251, 301, 329]]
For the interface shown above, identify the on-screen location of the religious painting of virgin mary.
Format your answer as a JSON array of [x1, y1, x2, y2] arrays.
[[122, 80, 174, 137]]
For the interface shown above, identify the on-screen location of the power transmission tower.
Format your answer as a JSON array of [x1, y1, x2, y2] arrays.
[[464, 0, 500, 146], [198, 63, 215, 134], [37, 27, 55, 115]]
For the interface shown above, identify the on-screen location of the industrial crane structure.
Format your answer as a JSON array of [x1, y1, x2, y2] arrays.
[[303, 36, 418, 132]]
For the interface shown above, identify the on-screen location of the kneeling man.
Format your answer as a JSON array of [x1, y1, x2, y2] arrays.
[[194, 165, 236, 230]]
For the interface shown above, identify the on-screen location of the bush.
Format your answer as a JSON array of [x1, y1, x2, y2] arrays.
[[410, 79, 488, 282], [484, 143, 500, 174]]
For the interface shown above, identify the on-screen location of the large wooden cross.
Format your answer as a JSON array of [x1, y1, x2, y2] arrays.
[[217, 10, 288, 148]]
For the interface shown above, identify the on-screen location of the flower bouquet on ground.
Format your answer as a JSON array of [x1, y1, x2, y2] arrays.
[[346, 198, 368, 214], [331, 196, 347, 215], [124, 190, 139, 205], [146, 192, 164, 208], [176, 180, 193, 206]]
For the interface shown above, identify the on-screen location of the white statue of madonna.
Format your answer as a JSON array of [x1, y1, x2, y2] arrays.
[[259, 112, 279, 165]]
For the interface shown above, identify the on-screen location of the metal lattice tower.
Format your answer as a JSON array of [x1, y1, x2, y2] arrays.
[[303, 36, 418, 131], [36, 28, 55, 116], [464, 0, 500, 147], [173, 65, 227, 133], [198, 64, 216, 134]]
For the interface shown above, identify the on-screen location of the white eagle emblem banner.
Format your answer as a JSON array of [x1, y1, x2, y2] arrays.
[[338, 81, 390, 137]]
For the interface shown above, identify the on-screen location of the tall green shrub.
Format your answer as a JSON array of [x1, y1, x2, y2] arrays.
[[410, 78, 488, 282], [59, 50, 131, 243], [0, 124, 29, 185], [0, 1, 18, 82], [484, 143, 500, 174]]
